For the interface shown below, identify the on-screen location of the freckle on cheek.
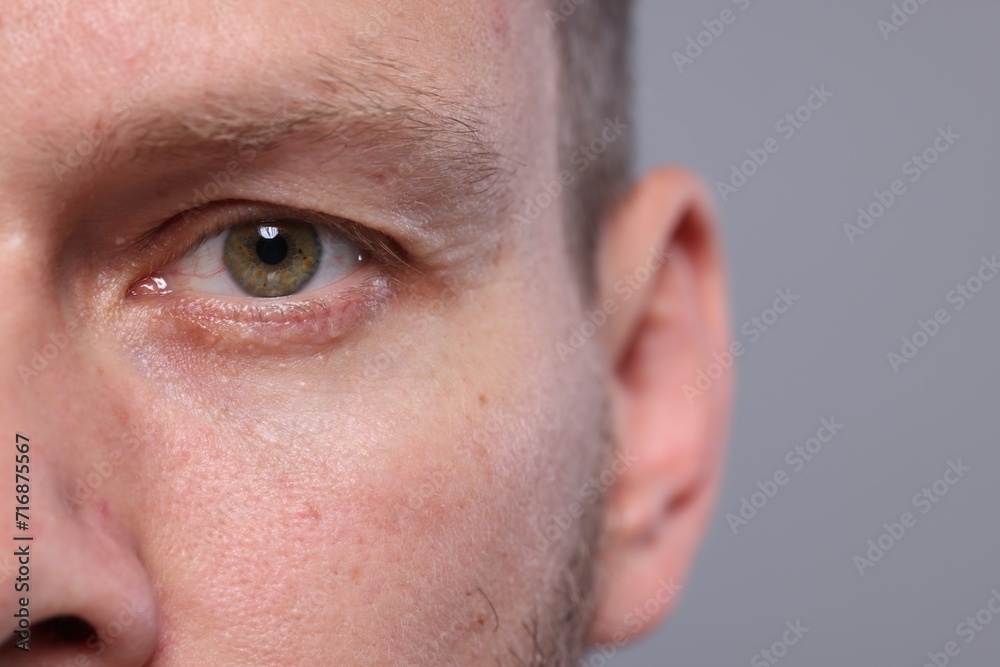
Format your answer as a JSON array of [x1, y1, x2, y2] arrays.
[[492, 0, 510, 37]]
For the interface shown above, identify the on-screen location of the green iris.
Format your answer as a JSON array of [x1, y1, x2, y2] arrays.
[[223, 220, 322, 297]]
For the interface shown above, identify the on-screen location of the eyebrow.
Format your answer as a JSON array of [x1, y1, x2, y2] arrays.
[[58, 51, 515, 214]]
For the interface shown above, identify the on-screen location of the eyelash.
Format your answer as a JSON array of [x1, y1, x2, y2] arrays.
[[124, 201, 408, 348]]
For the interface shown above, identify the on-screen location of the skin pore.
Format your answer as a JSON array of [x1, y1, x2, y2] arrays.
[[0, 1, 732, 665]]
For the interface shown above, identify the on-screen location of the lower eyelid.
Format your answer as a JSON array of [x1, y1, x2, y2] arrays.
[[126, 270, 394, 352]]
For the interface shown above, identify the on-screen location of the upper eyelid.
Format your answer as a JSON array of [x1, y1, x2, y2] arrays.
[[133, 200, 412, 285]]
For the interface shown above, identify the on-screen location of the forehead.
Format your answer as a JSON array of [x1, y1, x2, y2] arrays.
[[0, 0, 555, 186], [2, 0, 515, 84]]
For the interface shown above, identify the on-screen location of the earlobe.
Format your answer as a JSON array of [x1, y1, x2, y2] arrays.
[[588, 168, 733, 646]]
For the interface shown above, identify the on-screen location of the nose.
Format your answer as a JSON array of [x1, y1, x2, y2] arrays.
[[0, 243, 160, 665], [0, 444, 161, 666]]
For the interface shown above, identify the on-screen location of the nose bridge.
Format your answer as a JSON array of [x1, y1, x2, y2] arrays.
[[0, 229, 61, 409], [0, 221, 77, 429]]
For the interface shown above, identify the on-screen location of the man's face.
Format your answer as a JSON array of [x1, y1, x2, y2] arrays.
[[0, 1, 617, 664]]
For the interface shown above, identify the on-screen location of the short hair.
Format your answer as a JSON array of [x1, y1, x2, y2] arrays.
[[552, 0, 635, 291]]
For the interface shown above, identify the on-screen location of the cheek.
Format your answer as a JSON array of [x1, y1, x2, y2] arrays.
[[131, 335, 604, 664]]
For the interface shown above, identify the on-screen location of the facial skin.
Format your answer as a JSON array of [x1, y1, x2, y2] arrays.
[[0, 1, 732, 665]]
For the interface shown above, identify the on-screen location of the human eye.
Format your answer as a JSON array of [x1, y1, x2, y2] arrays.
[[148, 210, 364, 299], [125, 201, 404, 348]]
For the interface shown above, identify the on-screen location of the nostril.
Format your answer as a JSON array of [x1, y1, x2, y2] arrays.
[[30, 615, 96, 645], [0, 615, 100, 663]]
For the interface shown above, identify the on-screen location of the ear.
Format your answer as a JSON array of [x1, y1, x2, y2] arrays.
[[588, 167, 733, 645]]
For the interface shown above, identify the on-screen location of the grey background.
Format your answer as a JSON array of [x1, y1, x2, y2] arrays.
[[608, 0, 1000, 665]]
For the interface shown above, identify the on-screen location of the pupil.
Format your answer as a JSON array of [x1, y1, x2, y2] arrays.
[[256, 233, 289, 265]]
